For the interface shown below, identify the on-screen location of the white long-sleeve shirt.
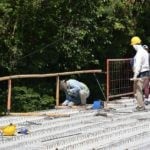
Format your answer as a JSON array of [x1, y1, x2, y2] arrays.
[[133, 45, 150, 78]]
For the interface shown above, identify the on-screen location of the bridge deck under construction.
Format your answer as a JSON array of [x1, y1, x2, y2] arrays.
[[0, 97, 150, 150]]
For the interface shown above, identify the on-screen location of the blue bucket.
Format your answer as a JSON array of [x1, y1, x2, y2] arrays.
[[92, 100, 103, 109]]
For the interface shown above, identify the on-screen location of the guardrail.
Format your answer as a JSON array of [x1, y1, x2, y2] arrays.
[[0, 70, 102, 113]]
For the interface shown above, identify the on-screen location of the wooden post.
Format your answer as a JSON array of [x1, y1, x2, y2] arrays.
[[7, 79, 12, 114], [56, 76, 60, 106], [106, 59, 109, 102]]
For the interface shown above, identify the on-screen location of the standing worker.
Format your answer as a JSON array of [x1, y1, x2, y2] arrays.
[[130, 36, 150, 111], [60, 79, 90, 106]]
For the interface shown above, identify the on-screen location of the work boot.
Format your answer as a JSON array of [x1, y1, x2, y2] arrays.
[[144, 98, 150, 105], [135, 106, 146, 111], [144, 100, 149, 105]]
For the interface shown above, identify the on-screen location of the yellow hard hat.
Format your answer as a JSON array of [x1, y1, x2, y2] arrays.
[[130, 36, 141, 45], [1, 123, 16, 136]]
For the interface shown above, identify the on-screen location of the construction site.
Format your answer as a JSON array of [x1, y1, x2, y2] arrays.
[[0, 59, 150, 150], [1, 1, 150, 149]]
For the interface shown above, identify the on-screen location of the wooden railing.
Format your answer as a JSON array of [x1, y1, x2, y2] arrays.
[[0, 69, 102, 113]]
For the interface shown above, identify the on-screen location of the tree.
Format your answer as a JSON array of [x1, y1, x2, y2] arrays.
[[0, 0, 149, 111]]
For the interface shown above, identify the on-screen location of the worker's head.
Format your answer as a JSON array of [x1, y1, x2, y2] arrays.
[[60, 80, 67, 91], [130, 36, 142, 45]]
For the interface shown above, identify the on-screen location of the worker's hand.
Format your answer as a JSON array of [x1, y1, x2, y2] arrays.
[[67, 90, 72, 96], [130, 77, 137, 81], [67, 89, 78, 97], [130, 78, 142, 81]]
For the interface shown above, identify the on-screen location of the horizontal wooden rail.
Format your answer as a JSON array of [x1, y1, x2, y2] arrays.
[[107, 58, 131, 61], [0, 69, 102, 81]]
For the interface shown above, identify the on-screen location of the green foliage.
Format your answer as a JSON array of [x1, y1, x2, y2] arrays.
[[0, 89, 7, 114], [1, 0, 149, 73], [12, 86, 55, 112]]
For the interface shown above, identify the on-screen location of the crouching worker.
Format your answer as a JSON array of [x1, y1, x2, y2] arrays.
[[60, 79, 90, 106]]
